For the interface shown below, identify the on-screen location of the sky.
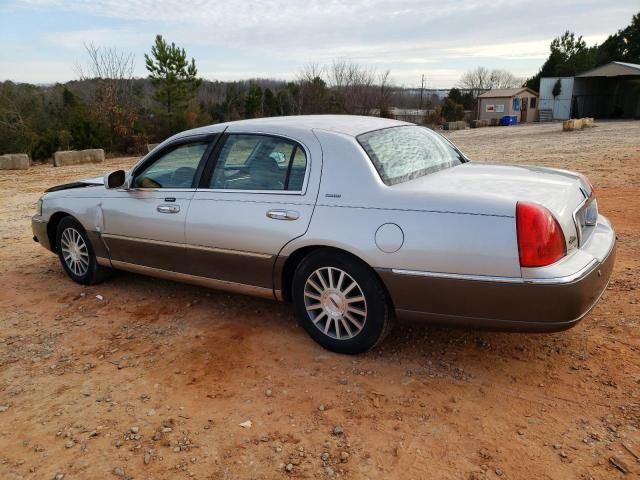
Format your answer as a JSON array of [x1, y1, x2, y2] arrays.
[[0, 0, 637, 88]]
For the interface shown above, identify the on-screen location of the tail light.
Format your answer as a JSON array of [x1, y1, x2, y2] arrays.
[[516, 202, 567, 267]]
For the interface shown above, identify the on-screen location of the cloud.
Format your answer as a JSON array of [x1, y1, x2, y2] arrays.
[[444, 34, 610, 60], [45, 28, 147, 50], [0, 59, 73, 83], [4, 0, 638, 86]]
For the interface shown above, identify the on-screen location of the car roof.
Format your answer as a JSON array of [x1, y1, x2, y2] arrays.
[[173, 115, 413, 140]]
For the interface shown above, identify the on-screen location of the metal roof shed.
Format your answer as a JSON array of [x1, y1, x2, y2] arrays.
[[572, 61, 640, 118]]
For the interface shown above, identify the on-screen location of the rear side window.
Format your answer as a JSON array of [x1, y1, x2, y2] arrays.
[[358, 126, 465, 185], [209, 134, 307, 191]]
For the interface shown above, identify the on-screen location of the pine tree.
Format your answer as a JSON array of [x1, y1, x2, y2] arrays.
[[244, 81, 263, 118], [144, 35, 202, 113]]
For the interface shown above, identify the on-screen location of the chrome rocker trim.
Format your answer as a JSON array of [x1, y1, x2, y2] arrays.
[[109, 259, 276, 299]]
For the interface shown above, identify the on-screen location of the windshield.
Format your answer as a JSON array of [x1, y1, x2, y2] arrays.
[[357, 126, 466, 185]]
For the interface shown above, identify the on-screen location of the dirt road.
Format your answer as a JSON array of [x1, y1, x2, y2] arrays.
[[0, 121, 638, 479]]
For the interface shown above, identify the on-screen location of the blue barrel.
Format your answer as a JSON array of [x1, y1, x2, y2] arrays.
[[500, 115, 518, 126]]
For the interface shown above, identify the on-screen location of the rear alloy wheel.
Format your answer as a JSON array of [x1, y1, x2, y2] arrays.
[[304, 267, 367, 340], [293, 249, 393, 354], [56, 216, 110, 285]]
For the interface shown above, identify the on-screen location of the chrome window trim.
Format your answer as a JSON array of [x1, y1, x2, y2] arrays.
[[128, 133, 219, 179], [119, 188, 197, 193], [195, 188, 305, 196], [206, 131, 313, 196], [100, 233, 272, 259], [391, 259, 599, 285]]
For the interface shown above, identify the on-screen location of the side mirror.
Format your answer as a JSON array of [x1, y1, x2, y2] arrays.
[[104, 170, 126, 189]]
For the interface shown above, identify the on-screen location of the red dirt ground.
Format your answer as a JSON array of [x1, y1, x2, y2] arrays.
[[0, 120, 638, 479]]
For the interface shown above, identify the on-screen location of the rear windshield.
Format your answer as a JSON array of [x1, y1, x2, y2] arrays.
[[357, 126, 466, 185]]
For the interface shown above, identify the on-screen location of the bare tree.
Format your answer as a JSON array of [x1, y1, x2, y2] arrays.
[[377, 70, 393, 115], [0, 83, 29, 153], [459, 66, 523, 97], [326, 60, 378, 115], [458, 66, 491, 97], [76, 43, 135, 84], [488, 69, 524, 89], [0, 86, 25, 133], [298, 63, 325, 83], [76, 43, 139, 151], [296, 63, 328, 114]]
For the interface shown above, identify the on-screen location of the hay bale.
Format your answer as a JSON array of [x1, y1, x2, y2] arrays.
[[53, 149, 104, 167], [456, 121, 466, 130], [563, 118, 596, 131], [0, 153, 30, 170]]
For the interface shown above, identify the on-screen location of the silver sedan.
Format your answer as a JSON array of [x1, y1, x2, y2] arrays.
[[32, 115, 615, 353]]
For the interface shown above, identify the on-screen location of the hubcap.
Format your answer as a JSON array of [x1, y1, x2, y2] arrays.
[[60, 227, 89, 277], [304, 267, 367, 340]]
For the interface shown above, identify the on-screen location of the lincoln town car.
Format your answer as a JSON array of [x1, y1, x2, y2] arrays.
[[32, 115, 616, 353]]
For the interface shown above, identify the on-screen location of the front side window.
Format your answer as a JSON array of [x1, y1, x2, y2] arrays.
[[357, 126, 465, 186], [209, 134, 307, 191], [134, 141, 209, 188]]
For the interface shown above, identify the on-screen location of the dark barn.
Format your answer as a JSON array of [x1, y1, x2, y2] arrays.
[[572, 61, 640, 119]]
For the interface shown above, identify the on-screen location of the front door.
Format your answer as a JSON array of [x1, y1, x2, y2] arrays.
[[520, 97, 528, 122], [185, 131, 321, 295], [101, 137, 214, 271]]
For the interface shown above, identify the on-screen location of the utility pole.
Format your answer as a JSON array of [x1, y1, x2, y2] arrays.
[[420, 74, 424, 109]]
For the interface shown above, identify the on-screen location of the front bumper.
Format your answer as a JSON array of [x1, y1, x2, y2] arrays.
[[379, 215, 616, 332], [32, 215, 53, 252]]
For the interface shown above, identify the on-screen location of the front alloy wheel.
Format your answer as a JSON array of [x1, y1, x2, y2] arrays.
[[56, 216, 110, 285], [293, 249, 393, 354], [60, 226, 90, 277]]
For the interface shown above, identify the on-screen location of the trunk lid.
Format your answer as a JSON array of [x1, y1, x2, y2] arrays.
[[395, 163, 592, 251]]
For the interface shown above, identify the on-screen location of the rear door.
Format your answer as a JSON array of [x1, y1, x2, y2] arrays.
[[100, 135, 217, 271], [184, 130, 321, 295]]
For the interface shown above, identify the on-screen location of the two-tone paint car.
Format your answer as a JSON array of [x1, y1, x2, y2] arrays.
[[32, 115, 615, 353]]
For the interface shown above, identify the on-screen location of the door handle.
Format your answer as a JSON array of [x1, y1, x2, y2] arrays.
[[267, 209, 299, 221], [157, 204, 180, 214]]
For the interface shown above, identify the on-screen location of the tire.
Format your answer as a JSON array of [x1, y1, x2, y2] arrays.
[[56, 216, 111, 285], [292, 249, 394, 354]]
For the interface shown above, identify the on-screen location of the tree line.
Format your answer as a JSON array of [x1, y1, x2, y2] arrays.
[[1, 34, 433, 161], [1, 11, 637, 160]]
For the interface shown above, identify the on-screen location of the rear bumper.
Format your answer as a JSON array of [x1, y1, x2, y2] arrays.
[[378, 216, 616, 332], [32, 215, 53, 252]]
